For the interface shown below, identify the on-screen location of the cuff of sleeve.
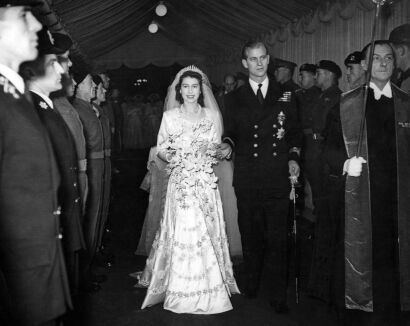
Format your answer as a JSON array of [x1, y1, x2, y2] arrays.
[[222, 137, 235, 149], [343, 159, 349, 175]]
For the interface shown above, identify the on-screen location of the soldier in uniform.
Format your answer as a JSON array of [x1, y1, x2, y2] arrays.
[[389, 24, 410, 94], [344, 51, 365, 90], [219, 40, 302, 313], [91, 75, 112, 258], [0, 2, 72, 325], [307, 60, 342, 302], [72, 73, 105, 282], [52, 33, 89, 214], [20, 27, 86, 299], [296, 64, 321, 213], [272, 58, 300, 93]]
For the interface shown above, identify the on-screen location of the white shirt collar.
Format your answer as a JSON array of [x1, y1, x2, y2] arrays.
[[0, 63, 25, 94], [30, 90, 54, 109], [370, 81, 392, 100], [249, 77, 269, 98]]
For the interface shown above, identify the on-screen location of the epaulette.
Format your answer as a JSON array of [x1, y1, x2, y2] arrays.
[[0, 75, 20, 99]]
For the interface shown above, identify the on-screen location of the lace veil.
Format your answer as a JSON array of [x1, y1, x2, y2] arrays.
[[163, 65, 223, 142]]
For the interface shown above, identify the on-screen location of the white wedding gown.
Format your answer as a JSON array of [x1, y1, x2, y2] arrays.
[[138, 107, 239, 314]]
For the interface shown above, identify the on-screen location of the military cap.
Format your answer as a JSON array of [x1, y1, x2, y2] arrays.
[[317, 60, 342, 79], [72, 70, 89, 85], [299, 63, 317, 74], [0, 0, 42, 7], [274, 58, 297, 71], [91, 74, 103, 86], [37, 27, 66, 56], [344, 51, 364, 66], [389, 24, 410, 45], [51, 33, 73, 53]]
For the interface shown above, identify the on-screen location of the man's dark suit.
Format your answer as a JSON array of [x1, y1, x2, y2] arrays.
[[223, 79, 302, 303], [0, 74, 71, 325]]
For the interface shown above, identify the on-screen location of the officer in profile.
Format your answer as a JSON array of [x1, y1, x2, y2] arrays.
[[272, 58, 300, 93], [344, 51, 365, 90], [389, 24, 410, 93]]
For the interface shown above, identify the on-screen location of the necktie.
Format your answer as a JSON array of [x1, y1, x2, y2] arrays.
[[257, 83, 264, 105]]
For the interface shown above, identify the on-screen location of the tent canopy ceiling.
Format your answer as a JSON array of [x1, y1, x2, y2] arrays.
[[51, 0, 328, 65]]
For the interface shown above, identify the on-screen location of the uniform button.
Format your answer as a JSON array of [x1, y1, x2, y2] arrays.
[[57, 234, 63, 239], [273, 143, 277, 147], [254, 125, 258, 129], [273, 152, 277, 156], [73, 182, 77, 187], [273, 124, 277, 128], [74, 198, 80, 203], [253, 153, 258, 157], [53, 207, 61, 216], [254, 134, 258, 138], [253, 143, 258, 148]]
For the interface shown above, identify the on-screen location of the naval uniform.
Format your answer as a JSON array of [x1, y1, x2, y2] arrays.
[[223, 77, 302, 303]]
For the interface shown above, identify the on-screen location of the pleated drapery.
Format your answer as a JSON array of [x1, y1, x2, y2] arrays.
[[51, 0, 409, 89], [205, 0, 410, 91]]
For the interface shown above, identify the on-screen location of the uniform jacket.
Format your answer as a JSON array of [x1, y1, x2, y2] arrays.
[[72, 98, 104, 159], [296, 86, 321, 130], [0, 74, 71, 325], [223, 79, 302, 193], [32, 92, 85, 253], [311, 85, 341, 135], [53, 97, 87, 168]]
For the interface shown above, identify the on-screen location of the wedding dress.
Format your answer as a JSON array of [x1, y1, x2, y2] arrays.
[[138, 106, 239, 313], [135, 148, 242, 257]]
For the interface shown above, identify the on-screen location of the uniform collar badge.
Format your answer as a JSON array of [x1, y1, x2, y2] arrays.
[[39, 101, 49, 109]]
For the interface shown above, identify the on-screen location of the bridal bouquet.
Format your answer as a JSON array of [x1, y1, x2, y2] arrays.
[[163, 119, 219, 209]]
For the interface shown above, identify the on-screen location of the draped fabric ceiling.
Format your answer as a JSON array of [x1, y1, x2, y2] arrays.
[[40, 0, 409, 86], [49, 0, 327, 68]]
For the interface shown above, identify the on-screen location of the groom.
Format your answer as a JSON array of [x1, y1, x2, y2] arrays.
[[219, 40, 302, 313]]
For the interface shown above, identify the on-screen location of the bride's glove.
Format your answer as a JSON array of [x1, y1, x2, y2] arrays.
[[343, 156, 367, 177]]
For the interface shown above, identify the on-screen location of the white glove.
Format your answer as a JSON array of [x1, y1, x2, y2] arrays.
[[343, 156, 367, 177]]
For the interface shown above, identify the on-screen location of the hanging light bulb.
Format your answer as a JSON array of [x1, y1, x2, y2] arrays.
[[155, 1, 167, 17], [148, 21, 158, 33]]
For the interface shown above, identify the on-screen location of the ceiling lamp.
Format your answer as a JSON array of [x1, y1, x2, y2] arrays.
[[155, 1, 167, 17], [148, 21, 158, 33]]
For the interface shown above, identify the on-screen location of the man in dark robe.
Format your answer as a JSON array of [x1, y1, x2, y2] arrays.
[[321, 40, 410, 326]]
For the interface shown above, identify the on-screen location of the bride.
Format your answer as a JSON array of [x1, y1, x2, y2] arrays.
[[137, 66, 239, 314]]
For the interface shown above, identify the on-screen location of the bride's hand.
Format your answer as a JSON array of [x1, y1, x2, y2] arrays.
[[216, 143, 232, 160]]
